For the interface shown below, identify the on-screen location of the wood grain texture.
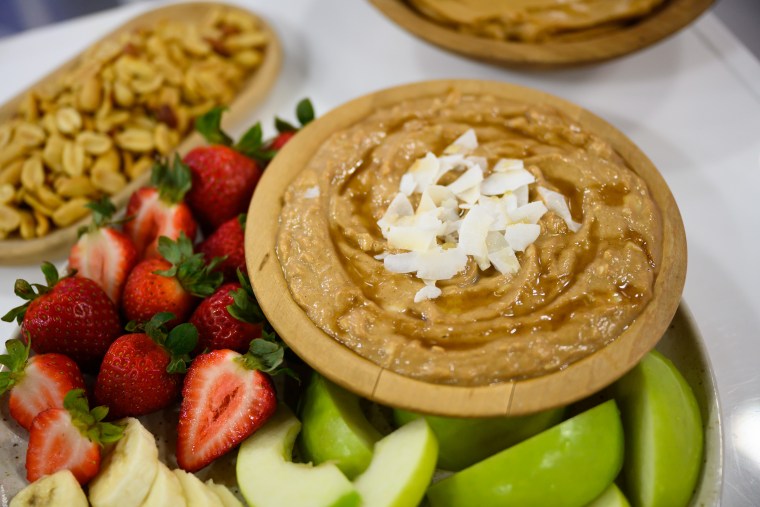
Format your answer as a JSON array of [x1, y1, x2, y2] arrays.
[[0, 2, 281, 263], [246, 79, 687, 417], [369, 0, 714, 68]]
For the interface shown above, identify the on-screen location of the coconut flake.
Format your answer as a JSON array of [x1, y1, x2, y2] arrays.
[[509, 201, 548, 224], [538, 186, 582, 232], [414, 281, 442, 303], [493, 159, 525, 173], [480, 169, 536, 196], [458, 204, 492, 261], [447, 165, 483, 195], [416, 247, 468, 280], [399, 173, 416, 196], [489, 246, 520, 275], [406, 152, 440, 194], [378, 193, 414, 234], [384, 252, 419, 273], [443, 129, 477, 155], [505, 223, 541, 252]]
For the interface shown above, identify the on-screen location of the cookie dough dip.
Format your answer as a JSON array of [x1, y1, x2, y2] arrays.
[[409, 0, 667, 42], [276, 91, 662, 386]]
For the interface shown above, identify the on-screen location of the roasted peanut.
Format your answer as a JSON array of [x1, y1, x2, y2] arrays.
[[78, 76, 103, 112], [21, 156, 44, 191], [0, 124, 12, 148], [18, 210, 35, 239], [56, 107, 83, 134], [76, 131, 112, 155], [62, 141, 86, 177], [34, 210, 49, 237], [116, 128, 154, 152], [56, 175, 97, 198], [15, 123, 47, 147], [34, 185, 64, 210], [42, 135, 66, 172], [0, 159, 23, 186], [91, 164, 127, 194], [52, 198, 90, 227], [0, 184, 15, 205], [0, 204, 21, 232], [128, 155, 153, 181], [114, 81, 135, 108]]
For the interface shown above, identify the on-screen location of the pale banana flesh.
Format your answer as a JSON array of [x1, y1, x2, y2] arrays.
[[9, 469, 88, 507]]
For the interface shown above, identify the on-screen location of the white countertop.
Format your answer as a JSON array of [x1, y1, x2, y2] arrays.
[[0, 1, 758, 504]]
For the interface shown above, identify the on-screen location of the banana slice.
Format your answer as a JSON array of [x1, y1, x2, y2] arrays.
[[205, 479, 244, 507], [89, 417, 159, 507], [173, 469, 223, 507], [142, 462, 187, 507], [10, 469, 88, 507]]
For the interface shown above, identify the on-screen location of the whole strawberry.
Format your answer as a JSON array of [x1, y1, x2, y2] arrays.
[[26, 389, 123, 484], [0, 338, 85, 430], [176, 338, 287, 472], [121, 233, 224, 327], [2, 263, 122, 371], [124, 155, 198, 260], [190, 270, 264, 354], [95, 313, 197, 418], [184, 108, 263, 231], [69, 197, 138, 305], [198, 214, 247, 281]]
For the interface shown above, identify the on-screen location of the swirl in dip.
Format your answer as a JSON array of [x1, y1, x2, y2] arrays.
[[277, 92, 662, 386]]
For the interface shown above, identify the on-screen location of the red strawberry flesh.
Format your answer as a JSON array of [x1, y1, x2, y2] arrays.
[[177, 349, 276, 472]]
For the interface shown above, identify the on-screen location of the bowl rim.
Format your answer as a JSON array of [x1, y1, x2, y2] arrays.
[[368, 0, 715, 67], [245, 78, 687, 417]]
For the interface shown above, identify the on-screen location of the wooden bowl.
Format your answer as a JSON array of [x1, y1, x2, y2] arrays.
[[369, 0, 714, 68], [246, 79, 687, 417], [0, 2, 281, 263]]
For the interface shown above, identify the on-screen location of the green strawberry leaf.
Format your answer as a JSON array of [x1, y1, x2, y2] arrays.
[[235, 122, 264, 155], [0, 338, 29, 371], [2, 263, 61, 323], [143, 312, 176, 343], [195, 107, 233, 146], [226, 271, 264, 324], [165, 323, 198, 357], [274, 117, 297, 133], [64, 388, 91, 418], [151, 155, 193, 204], [240, 338, 283, 373], [237, 213, 247, 229], [296, 98, 315, 126], [98, 421, 126, 445], [156, 233, 224, 297]]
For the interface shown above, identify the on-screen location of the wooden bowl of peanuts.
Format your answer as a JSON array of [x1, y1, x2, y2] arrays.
[[0, 2, 281, 262]]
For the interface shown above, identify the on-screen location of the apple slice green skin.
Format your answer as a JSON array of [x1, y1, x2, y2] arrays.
[[236, 406, 360, 507], [427, 399, 624, 507], [299, 373, 382, 479], [612, 350, 703, 507], [394, 406, 564, 471], [354, 418, 438, 507], [586, 483, 631, 507]]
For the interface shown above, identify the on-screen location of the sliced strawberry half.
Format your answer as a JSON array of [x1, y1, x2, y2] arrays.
[[26, 389, 123, 485], [0, 338, 86, 430], [125, 156, 198, 260], [176, 338, 289, 472], [69, 197, 138, 305]]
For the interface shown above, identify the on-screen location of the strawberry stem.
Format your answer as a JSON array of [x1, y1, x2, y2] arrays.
[[155, 233, 225, 298], [150, 155, 193, 204], [2, 263, 62, 324], [226, 270, 264, 324], [0, 338, 30, 394], [64, 389, 124, 446], [138, 312, 198, 374], [195, 107, 233, 146]]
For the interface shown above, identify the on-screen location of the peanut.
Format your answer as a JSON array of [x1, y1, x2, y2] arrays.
[[52, 198, 90, 227]]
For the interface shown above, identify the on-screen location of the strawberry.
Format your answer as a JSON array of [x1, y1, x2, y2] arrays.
[[124, 156, 198, 260], [176, 338, 287, 472], [189, 270, 264, 354], [183, 108, 263, 231], [95, 313, 197, 418], [69, 197, 138, 305], [198, 214, 247, 281], [2, 263, 122, 371], [26, 389, 123, 484], [121, 233, 224, 327], [0, 338, 85, 430], [267, 98, 315, 152]]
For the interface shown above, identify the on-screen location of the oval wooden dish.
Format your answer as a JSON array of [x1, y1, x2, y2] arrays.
[[0, 1, 281, 263], [246, 79, 687, 417], [369, 0, 713, 67]]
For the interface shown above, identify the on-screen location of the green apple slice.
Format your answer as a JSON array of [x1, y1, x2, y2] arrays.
[[586, 483, 630, 507], [299, 373, 383, 479], [354, 418, 438, 507], [394, 406, 564, 470], [426, 399, 624, 507], [236, 405, 360, 507], [612, 350, 703, 507]]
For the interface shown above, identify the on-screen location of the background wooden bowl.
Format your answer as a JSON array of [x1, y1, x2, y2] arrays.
[[0, 1, 281, 263], [369, 0, 714, 68], [246, 79, 687, 417]]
